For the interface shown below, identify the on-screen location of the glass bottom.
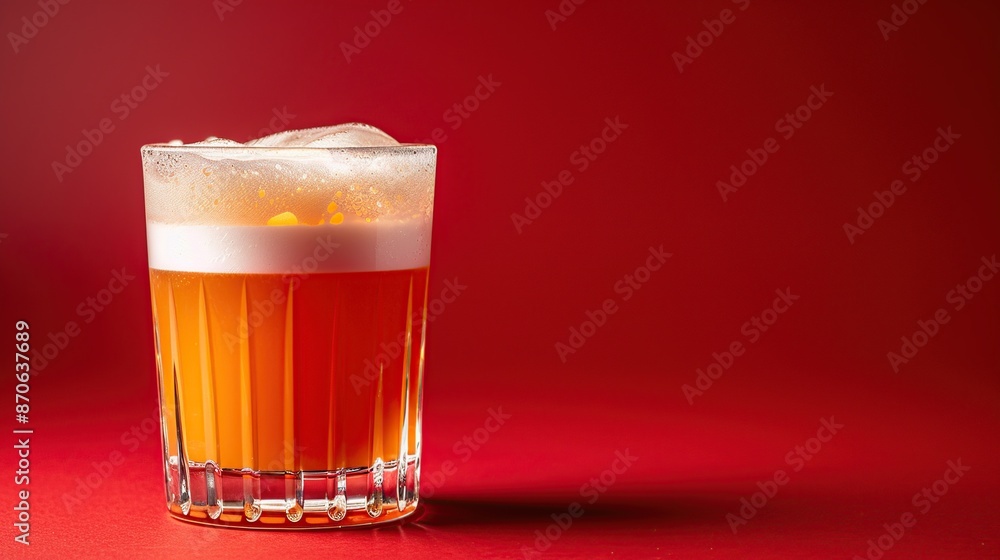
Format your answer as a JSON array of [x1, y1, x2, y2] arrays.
[[165, 455, 420, 528]]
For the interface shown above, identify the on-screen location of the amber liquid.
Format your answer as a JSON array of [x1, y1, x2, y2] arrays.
[[149, 267, 428, 475]]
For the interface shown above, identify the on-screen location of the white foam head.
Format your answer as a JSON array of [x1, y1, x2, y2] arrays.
[[142, 123, 436, 274], [246, 123, 401, 148]]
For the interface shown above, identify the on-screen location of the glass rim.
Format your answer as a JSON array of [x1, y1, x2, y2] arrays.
[[140, 142, 437, 155]]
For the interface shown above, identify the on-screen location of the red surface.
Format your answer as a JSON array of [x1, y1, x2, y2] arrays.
[[2, 0, 999, 558]]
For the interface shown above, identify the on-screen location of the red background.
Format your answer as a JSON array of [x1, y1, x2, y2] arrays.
[[2, 0, 999, 558]]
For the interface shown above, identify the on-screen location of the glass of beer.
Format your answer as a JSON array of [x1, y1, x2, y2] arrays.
[[140, 124, 436, 528]]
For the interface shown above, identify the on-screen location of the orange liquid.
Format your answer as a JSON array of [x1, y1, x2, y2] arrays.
[[149, 267, 428, 473]]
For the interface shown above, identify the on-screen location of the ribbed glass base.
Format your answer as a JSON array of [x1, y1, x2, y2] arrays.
[[165, 455, 420, 528]]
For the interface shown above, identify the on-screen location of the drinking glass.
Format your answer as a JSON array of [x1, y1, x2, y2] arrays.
[[141, 136, 435, 528]]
